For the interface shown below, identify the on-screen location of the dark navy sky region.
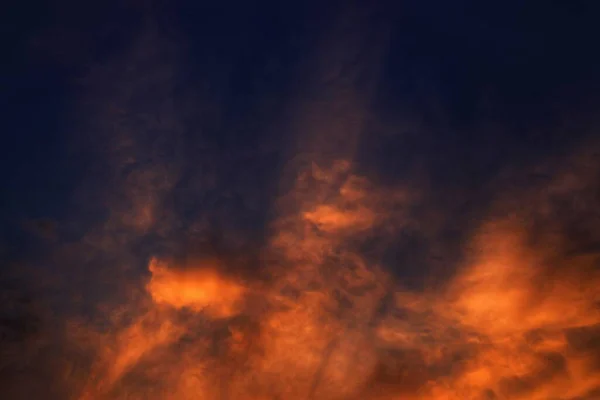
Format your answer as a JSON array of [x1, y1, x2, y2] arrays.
[[2, 0, 600, 313]]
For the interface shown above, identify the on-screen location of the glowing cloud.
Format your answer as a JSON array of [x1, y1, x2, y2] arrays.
[[147, 257, 246, 318]]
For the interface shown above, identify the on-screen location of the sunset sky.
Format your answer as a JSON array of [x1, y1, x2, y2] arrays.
[[2, 1, 600, 399]]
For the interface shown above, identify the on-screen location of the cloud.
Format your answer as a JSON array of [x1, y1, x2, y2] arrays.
[[4, 8, 600, 399]]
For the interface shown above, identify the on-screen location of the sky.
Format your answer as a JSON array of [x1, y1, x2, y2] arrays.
[[1, 1, 600, 399]]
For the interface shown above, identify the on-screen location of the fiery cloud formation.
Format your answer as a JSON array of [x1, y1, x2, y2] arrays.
[[4, 8, 599, 400], [374, 221, 600, 399], [147, 257, 246, 318], [64, 151, 600, 400]]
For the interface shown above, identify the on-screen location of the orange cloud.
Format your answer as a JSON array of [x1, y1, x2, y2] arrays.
[[63, 157, 600, 400], [147, 257, 246, 318]]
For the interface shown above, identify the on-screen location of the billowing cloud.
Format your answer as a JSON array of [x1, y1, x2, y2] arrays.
[[60, 147, 600, 399], [3, 7, 599, 400]]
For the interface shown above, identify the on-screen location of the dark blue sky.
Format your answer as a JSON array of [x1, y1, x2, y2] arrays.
[[2, 0, 600, 273]]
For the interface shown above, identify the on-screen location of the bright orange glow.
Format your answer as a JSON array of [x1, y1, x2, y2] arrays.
[[303, 204, 375, 232], [147, 257, 245, 318]]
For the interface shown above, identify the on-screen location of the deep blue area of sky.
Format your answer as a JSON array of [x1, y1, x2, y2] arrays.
[[2, 0, 600, 265]]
